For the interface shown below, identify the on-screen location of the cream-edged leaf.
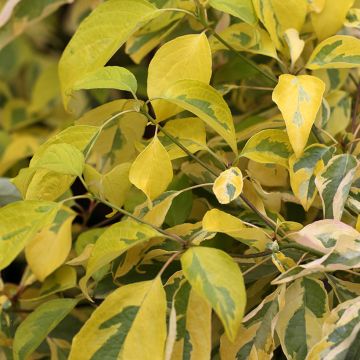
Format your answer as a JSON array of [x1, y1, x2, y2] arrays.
[[181, 246, 246, 341], [284, 28, 305, 70], [315, 154, 358, 220], [129, 134, 173, 201], [59, 0, 159, 109], [307, 35, 360, 69], [289, 144, 334, 211], [161, 79, 237, 154], [276, 277, 329, 360], [69, 279, 167, 360], [241, 129, 293, 168], [272, 74, 325, 157], [72, 66, 137, 95], [0, 200, 59, 270], [13, 298, 77, 360], [213, 167, 243, 204], [148, 33, 212, 121]]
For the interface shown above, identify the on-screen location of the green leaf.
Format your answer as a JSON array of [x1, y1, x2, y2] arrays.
[[208, 0, 257, 24], [289, 144, 334, 211], [241, 129, 293, 168], [161, 79, 238, 154], [307, 35, 360, 69], [69, 279, 167, 360], [315, 154, 358, 220], [272, 74, 325, 157], [148, 33, 212, 120], [80, 219, 161, 300], [13, 298, 77, 360], [276, 277, 329, 360], [59, 0, 159, 109], [307, 297, 360, 359], [213, 167, 243, 204], [72, 66, 137, 96], [30, 143, 85, 176], [0, 200, 59, 270], [181, 246, 246, 341]]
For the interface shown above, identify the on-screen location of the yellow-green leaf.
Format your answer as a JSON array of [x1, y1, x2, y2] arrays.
[[30, 143, 85, 176], [72, 66, 137, 96], [148, 33, 212, 121], [129, 134, 173, 201], [307, 35, 360, 70], [0, 200, 59, 270], [158, 117, 206, 160], [213, 167, 243, 204], [13, 298, 77, 360], [181, 246, 246, 341], [272, 74, 325, 157], [161, 79, 237, 154], [80, 219, 161, 299], [202, 208, 271, 251], [284, 28, 305, 71], [208, 0, 256, 24], [59, 0, 159, 109], [25, 207, 76, 281], [311, 0, 354, 40], [69, 279, 167, 360], [241, 129, 293, 168]]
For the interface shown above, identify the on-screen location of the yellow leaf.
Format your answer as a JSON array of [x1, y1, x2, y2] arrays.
[[252, 0, 307, 50], [148, 33, 212, 121], [129, 134, 173, 201], [213, 167, 243, 204], [311, 0, 354, 40], [25, 207, 76, 281], [272, 74, 325, 157], [284, 28, 304, 71], [181, 246, 246, 341], [69, 279, 167, 360]]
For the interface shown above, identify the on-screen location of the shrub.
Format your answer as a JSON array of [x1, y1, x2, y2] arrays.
[[1, 0, 360, 359]]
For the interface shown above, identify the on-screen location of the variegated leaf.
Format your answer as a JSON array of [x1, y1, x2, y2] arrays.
[[160, 79, 238, 154], [241, 129, 293, 168], [181, 246, 246, 341], [69, 279, 167, 360], [315, 154, 358, 220], [289, 144, 334, 210], [213, 167, 243, 204], [306, 297, 360, 359], [276, 277, 329, 360], [220, 286, 285, 360], [307, 35, 360, 70]]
